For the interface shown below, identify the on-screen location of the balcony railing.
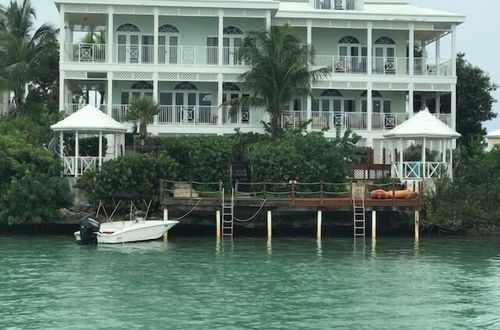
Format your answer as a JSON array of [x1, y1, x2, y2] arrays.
[[372, 113, 407, 131], [158, 105, 218, 125], [315, 0, 356, 10], [222, 107, 251, 125], [65, 43, 106, 63], [115, 44, 154, 64], [434, 113, 453, 127], [314, 56, 367, 74], [282, 111, 368, 130]]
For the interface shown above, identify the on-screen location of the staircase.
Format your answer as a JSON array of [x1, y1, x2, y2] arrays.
[[221, 188, 234, 238], [352, 183, 366, 238]]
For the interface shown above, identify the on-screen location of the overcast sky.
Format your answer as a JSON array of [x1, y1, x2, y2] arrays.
[[1, 0, 499, 131]]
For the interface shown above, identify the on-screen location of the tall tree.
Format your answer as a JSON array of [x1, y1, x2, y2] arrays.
[[452, 53, 497, 145], [225, 24, 329, 140], [0, 0, 58, 116], [126, 97, 160, 149]]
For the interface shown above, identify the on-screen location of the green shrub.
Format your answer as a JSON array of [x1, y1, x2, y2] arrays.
[[76, 153, 178, 204], [250, 131, 358, 183]]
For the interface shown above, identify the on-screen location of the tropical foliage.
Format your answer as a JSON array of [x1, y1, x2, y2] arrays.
[[226, 24, 329, 139], [425, 143, 500, 230], [0, 0, 59, 116], [126, 97, 160, 148]]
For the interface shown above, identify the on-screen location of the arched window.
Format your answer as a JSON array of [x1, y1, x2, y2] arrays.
[[360, 91, 382, 98], [339, 36, 360, 44], [174, 82, 197, 90], [321, 89, 343, 97], [223, 83, 241, 91], [375, 37, 396, 45], [223, 26, 243, 35], [159, 24, 179, 33], [117, 23, 140, 32], [131, 81, 153, 90]]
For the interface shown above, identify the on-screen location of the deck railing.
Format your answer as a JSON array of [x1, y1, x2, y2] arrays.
[[158, 105, 218, 125], [65, 43, 106, 62]]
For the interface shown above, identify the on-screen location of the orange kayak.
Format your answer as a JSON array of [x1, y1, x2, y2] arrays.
[[370, 189, 415, 199]]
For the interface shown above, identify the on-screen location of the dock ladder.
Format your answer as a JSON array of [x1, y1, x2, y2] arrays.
[[221, 188, 235, 238], [352, 187, 366, 238]]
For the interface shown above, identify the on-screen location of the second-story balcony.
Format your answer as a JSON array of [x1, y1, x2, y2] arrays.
[[313, 56, 453, 77], [64, 43, 248, 67], [314, 0, 356, 10]]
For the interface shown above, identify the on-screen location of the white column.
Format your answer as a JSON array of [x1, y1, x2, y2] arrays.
[[367, 22, 373, 75], [451, 84, 457, 130], [59, 4, 66, 63], [435, 38, 441, 64], [409, 23, 415, 76], [218, 10, 224, 67], [98, 131, 103, 168], [153, 8, 159, 65], [114, 133, 119, 158], [217, 74, 223, 126], [436, 93, 441, 114], [59, 132, 64, 158], [265, 10, 272, 31], [408, 84, 414, 117], [449, 140, 454, 178], [59, 71, 65, 112], [422, 137, 427, 179], [371, 210, 377, 240], [306, 20, 313, 131], [451, 24, 457, 76], [107, 72, 113, 116], [316, 210, 322, 239], [367, 83, 373, 131], [74, 131, 79, 178], [107, 8, 114, 64], [399, 138, 404, 180], [267, 210, 272, 240], [153, 72, 159, 103]]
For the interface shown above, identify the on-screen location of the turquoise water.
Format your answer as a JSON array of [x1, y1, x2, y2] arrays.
[[1, 236, 500, 329]]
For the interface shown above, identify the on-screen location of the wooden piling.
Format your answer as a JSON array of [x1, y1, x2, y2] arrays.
[[414, 210, 420, 241], [371, 210, 377, 240], [267, 210, 272, 240], [316, 210, 322, 239], [216, 210, 221, 239]]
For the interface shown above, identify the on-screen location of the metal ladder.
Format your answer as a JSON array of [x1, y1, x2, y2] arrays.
[[352, 188, 366, 238], [221, 188, 234, 238]]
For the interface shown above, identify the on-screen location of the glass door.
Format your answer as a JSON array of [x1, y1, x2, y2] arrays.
[[141, 36, 154, 63], [159, 35, 178, 64], [206, 37, 218, 65], [223, 37, 243, 65]]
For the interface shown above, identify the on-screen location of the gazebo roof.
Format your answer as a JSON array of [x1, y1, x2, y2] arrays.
[[383, 109, 461, 139], [487, 128, 500, 139], [51, 105, 127, 133]]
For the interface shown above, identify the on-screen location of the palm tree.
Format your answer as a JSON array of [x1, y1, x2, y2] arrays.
[[224, 24, 329, 140], [0, 0, 58, 116], [126, 97, 160, 148]]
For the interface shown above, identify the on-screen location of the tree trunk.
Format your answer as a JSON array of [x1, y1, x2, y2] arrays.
[[270, 109, 280, 140], [139, 121, 147, 149]]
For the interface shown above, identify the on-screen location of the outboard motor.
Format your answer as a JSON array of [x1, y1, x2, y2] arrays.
[[79, 217, 100, 245]]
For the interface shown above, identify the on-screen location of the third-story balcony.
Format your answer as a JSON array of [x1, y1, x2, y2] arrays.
[[314, 0, 356, 10]]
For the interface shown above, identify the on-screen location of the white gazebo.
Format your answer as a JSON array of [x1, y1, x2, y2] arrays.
[[51, 105, 127, 177], [383, 109, 461, 180]]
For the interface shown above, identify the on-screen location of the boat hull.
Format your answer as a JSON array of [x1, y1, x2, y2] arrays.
[[75, 220, 179, 244]]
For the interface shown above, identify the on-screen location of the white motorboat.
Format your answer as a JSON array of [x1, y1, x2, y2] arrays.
[[75, 193, 178, 244]]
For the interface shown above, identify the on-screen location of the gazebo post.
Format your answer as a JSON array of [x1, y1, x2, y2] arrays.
[[59, 132, 64, 158], [98, 131, 103, 168], [75, 130, 79, 178], [399, 138, 404, 180], [449, 140, 453, 179], [422, 137, 427, 179], [114, 133, 118, 158]]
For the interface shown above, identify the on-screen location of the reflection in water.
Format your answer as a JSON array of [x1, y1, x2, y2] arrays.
[[96, 241, 169, 254], [266, 239, 272, 256], [316, 239, 323, 258], [414, 239, 420, 257], [371, 238, 376, 257]]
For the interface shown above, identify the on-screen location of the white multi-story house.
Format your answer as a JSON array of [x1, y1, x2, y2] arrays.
[[0, 3, 9, 116], [55, 0, 464, 152]]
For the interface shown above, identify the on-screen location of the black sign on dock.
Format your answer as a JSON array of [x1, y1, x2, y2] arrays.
[[231, 162, 251, 185]]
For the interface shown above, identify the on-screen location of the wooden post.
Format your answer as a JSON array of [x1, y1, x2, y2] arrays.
[[414, 210, 420, 241], [371, 210, 377, 240], [267, 210, 272, 240], [163, 209, 169, 241], [216, 210, 221, 239], [316, 210, 322, 239]]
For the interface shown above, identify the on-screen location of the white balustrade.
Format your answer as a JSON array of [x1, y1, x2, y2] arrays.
[[314, 0, 356, 10], [62, 156, 114, 176], [65, 104, 106, 115], [115, 44, 154, 64], [434, 113, 453, 127], [397, 161, 448, 179], [65, 43, 106, 63], [314, 56, 367, 74], [222, 107, 251, 125], [158, 106, 219, 125], [372, 113, 407, 131]]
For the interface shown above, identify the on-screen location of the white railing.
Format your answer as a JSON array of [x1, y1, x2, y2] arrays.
[[414, 58, 453, 76], [372, 57, 409, 75], [158, 105, 218, 125], [310, 111, 367, 130], [282, 111, 308, 129], [222, 107, 251, 125], [115, 44, 154, 64], [434, 113, 453, 127], [62, 156, 113, 177], [65, 104, 106, 114], [394, 161, 449, 179], [314, 0, 356, 10], [372, 113, 407, 131], [314, 56, 367, 74], [158, 45, 219, 65], [65, 43, 106, 62], [112, 104, 129, 122]]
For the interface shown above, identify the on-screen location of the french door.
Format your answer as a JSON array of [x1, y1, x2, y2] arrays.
[[223, 92, 250, 124], [159, 35, 179, 64], [117, 34, 139, 63], [223, 36, 243, 65], [159, 91, 214, 123], [374, 46, 396, 74], [338, 46, 367, 73]]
